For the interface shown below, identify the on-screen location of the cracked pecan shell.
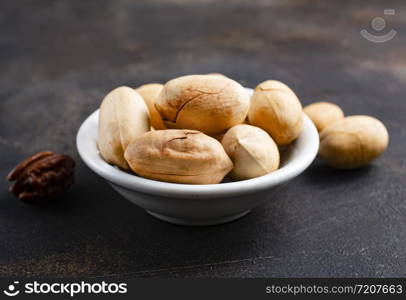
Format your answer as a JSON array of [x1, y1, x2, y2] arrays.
[[124, 129, 233, 184], [248, 80, 303, 145], [6, 151, 75, 204], [155, 75, 249, 135]]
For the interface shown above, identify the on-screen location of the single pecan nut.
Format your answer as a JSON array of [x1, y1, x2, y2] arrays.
[[6, 151, 75, 204]]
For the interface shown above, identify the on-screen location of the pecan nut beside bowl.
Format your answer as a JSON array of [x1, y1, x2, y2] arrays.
[[6, 151, 75, 204]]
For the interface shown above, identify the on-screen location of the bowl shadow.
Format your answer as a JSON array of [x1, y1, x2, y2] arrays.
[[302, 159, 375, 186]]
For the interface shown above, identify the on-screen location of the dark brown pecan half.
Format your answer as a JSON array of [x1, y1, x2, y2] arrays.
[[6, 151, 75, 204]]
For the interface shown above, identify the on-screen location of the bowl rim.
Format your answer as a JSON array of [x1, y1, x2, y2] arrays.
[[76, 88, 319, 198]]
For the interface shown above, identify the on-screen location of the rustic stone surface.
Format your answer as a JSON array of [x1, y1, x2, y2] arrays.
[[0, 0, 405, 278]]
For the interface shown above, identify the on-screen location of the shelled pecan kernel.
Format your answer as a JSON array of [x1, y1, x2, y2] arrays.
[[6, 151, 75, 204]]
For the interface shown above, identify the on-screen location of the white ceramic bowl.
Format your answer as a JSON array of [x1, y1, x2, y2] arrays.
[[77, 88, 319, 226]]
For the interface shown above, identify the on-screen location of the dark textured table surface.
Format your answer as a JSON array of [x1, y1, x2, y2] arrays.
[[0, 0, 405, 278]]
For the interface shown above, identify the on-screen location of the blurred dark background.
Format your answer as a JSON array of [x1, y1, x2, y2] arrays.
[[0, 0, 405, 278]]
